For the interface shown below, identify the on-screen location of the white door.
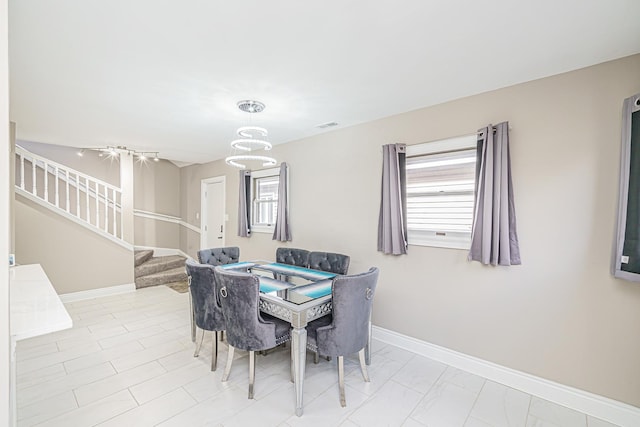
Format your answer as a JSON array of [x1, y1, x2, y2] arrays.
[[200, 177, 226, 249]]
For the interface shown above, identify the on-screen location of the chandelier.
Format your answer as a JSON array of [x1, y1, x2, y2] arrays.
[[225, 100, 276, 169]]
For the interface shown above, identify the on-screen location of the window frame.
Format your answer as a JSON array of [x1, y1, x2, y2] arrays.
[[250, 167, 280, 234], [406, 134, 477, 250]]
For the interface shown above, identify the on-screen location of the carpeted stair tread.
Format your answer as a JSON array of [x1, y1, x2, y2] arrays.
[[135, 255, 186, 278], [135, 266, 187, 289], [134, 250, 154, 267]]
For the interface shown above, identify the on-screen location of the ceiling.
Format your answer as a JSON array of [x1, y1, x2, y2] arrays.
[[8, 1, 640, 166]]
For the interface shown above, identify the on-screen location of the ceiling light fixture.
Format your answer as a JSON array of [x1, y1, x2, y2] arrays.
[[225, 100, 276, 169], [80, 146, 160, 162]]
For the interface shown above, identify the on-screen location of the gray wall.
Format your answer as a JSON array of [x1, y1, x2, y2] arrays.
[[134, 216, 180, 249], [134, 158, 181, 216], [179, 54, 640, 407], [133, 158, 182, 248], [15, 194, 134, 294]]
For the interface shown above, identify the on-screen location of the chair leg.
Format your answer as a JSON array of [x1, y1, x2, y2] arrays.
[[211, 331, 218, 371], [249, 350, 255, 399], [222, 345, 234, 382], [189, 294, 196, 343], [193, 328, 204, 357], [358, 349, 370, 382], [313, 352, 331, 364], [338, 356, 346, 407]]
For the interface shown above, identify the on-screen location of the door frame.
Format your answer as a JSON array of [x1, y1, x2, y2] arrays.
[[200, 175, 226, 250]]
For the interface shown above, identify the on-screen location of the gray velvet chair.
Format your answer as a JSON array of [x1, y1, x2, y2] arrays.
[[215, 267, 292, 399], [275, 247, 310, 267], [197, 246, 240, 266], [308, 251, 350, 275], [306, 267, 379, 407], [190, 247, 239, 342], [185, 258, 226, 371]]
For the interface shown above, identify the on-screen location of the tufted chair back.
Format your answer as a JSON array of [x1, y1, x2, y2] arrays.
[[308, 251, 350, 275], [198, 246, 240, 266], [215, 267, 292, 399], [312, 267, 378, 356], [305, 267, 379, 407], [185, 258, 225, 332], [215, 267, 289, 351], [275, 247, 310, 267]]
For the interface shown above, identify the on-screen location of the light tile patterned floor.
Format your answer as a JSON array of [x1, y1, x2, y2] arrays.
[[15, 286, 620, 427]]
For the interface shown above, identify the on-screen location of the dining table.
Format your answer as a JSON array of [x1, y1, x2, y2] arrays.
[[218, 260, 370, 417]]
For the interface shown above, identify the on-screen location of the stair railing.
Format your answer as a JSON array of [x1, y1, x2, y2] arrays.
[[15, 145, 124, 242]]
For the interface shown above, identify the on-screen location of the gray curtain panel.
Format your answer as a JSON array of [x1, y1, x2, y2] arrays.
[[272, 162, 291, 242], [377, 143, 408, 255], [237, 169, 251, 237], [613, 93, 640, 281], [468, 122, 521, 266]]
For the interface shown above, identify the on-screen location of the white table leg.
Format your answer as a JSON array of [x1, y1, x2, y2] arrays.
[[291, 326, 307, 416]]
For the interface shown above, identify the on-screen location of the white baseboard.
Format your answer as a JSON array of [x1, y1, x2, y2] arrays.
[[60, 283, 136, 303], [372, 326, 640, 427], [134, 245, 190, 259]]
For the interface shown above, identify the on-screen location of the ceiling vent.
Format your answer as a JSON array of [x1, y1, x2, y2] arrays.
[[316, 121, 339, 129]]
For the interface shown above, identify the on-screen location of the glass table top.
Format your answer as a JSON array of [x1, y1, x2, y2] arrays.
[[220, 261, 337, 305]]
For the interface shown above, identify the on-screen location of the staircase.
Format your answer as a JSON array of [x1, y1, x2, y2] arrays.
[[135, 250, 187, 289], [15, 144, 127, 248], [15, 145, 189, 291]]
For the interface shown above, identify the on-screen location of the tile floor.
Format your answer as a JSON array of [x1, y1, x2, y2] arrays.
[[16, 285, 619, 427]]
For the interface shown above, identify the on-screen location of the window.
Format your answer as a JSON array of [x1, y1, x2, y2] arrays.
[[251, 167, 280, 232], [406, 135, 477, 249]]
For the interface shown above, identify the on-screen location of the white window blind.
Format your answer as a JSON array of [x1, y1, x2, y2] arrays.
[[406, 136, 477, 249], [251, 167, 280, 232]]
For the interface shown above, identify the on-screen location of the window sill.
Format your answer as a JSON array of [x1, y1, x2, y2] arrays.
[[408, 241, 470, 251], [251, 225, 274, 234], [407, 233, 471, 251]]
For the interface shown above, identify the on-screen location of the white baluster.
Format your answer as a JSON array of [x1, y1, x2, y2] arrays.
[[104, 185, 108, 232], [32, 158, 37, 195], [120, 191, 124, 239], [55, 166, 60, 207], [43, 161, 49, 202], [76, 173, 80, 216], [112, 188, 117, 237], [86, 177, 90, 222], [20, 155, 25, 190], [95, 182, 100, 229], [65, 170, 70, 212]]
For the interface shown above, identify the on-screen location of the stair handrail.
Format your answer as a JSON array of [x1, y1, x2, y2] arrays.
[[15, 144, 125, 242]]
